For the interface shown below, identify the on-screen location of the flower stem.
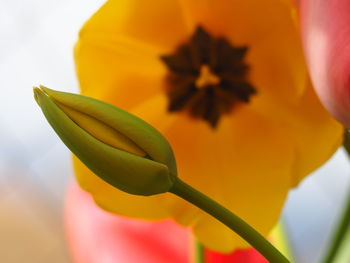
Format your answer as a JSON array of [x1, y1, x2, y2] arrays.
[[194, 239, 205, 263], [321, 129, 350, 263], [169, 177, 290, 263], [322, 188, 350, 263]]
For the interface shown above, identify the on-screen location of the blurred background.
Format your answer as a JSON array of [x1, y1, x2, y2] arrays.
[[0, 1, 350, 262]]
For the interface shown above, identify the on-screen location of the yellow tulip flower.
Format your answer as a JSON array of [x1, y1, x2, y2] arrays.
[[74, 0, 343, 252]]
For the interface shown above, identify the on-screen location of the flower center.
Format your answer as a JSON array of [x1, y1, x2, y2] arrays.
[[160, 26, 256, 128], [195, 64, 220, 89]]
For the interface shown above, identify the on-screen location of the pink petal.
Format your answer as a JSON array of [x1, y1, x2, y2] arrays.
[[64, 182, 190, 263], [65, 181, 267, 263], [205, 248, 268, 263], [300, 0, 350, 127]]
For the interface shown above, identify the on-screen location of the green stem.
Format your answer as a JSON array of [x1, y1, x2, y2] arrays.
[[194, 239, 205, 263], [321, 129, 350, 263], [322, 189, 350, 263], [169, 177, 290, 263]]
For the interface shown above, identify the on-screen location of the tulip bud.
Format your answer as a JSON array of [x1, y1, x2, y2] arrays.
[[34, 86, 177, 196], [299, 0, 350, 127]]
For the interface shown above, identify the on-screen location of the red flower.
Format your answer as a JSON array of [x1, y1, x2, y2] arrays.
[[65, 182, 267, 263], [299, 0, 350, 127]]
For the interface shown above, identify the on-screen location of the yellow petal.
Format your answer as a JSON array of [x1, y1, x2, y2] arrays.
[[75, 34, 166, 110], [157, 108, 294, 251], [131, 95, 205, 226], [249, 81, 343, 186], [179, 0, 292, 44], [79, 0, 189, 51], [75, 0, 192, 107], [283, 83, 343, 185]]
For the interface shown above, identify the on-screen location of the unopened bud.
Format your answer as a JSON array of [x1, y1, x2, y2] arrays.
[[34, 86, 177, 196]]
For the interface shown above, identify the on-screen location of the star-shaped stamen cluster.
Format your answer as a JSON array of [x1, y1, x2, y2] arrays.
[[161, 26, 256, 128]]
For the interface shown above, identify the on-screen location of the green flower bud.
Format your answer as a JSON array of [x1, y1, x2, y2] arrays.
[[34, 86, 177, 196]]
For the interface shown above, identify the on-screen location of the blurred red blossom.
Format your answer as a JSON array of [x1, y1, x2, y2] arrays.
[[65, 182, 267, 263], [299, 0, 350, 128]]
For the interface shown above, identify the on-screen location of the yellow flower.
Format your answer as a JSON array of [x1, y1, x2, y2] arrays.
[[74, 0, 343, 252]]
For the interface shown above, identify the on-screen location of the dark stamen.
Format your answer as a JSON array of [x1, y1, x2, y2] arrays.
[[161, 26, 256, 128]]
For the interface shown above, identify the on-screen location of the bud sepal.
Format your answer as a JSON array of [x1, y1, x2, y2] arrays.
[[34, 86, 177, 196]]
